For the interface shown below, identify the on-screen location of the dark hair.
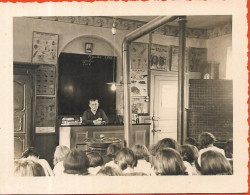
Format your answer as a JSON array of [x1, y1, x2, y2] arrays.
[[63, 149, 89, 175], [224, 139, 233, 159], [150, 138, 180, 156], [114, 148, 137, 170], [198, 132, 216, 149], [152, 148, 186, 175], [180, 144, 199, 164], [87, 152, 104, 167], [14, 159, 45, 176], [96, 166, 123, 176], [22, 147, 40, 158], [107, 143, 123, 158], [200, 150, 232, 175], [131, 144, 150, 160], [185, 137, 199, 148]]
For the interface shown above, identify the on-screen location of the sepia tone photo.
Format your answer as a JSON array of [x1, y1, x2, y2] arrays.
[[0, 1, 248, 194]]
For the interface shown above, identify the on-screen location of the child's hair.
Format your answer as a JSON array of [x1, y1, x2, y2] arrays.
[[150, 138, 180, 156], [63, 149, 89, 175], [180, 144, 199, 164], [199, 150, 232, 175], [96, 166, 123, 176], [53, 145, 70, 166], [87, 152, 104, 167], [114, 148, 137, 170], [198, 132, 216, 149], [185, 137, 199, 148], [22, 147, 40, 158], [152, 148, 186, 175], [106, 143, 123, 158], [14, 159, 45, 176], [131, 144, 150, 160], [224, 139, 233, 159], [124, 172, 148, 176]]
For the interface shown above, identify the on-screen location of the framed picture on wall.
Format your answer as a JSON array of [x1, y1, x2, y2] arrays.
[[31, 31, 59, 65], [85, 42, 93, 53]]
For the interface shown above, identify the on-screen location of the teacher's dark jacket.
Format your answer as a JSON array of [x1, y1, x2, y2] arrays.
[[82, 109, 109, 125]]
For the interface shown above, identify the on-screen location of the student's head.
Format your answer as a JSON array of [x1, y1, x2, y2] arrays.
[[131, 144, 150, 160], [224, 139, 233, 159], [114, 148, 137, 170], [198, 132, 216, 149], [199, 150, 232, 175], [89, 99, 99, 112], [106, 143, 123, 158], [87, 152, 104, 168], [53, 145, 70, 166], [22, 147, 40, 158], [185, 137, 199, 148], [96, 166, 123, 176], [152, 148, 186, 175], [63, 149, 89, 175], [150, 138, 180, 156], [14, 159, 45, 176], [180, 144, 199, 164]]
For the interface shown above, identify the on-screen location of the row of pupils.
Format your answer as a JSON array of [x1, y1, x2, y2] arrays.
[[14, 132, 233, 176]]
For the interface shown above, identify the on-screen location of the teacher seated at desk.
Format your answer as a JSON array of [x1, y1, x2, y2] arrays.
[[82, 99, 109, 125]]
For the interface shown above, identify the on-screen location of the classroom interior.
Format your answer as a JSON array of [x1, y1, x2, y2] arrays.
[[13, 15, 233, 168]]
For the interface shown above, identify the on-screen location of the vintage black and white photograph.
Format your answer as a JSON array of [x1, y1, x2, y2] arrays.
[[0, 1, 248, 194]]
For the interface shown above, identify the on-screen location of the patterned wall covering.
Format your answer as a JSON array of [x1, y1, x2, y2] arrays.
[[30, 16, 232, 39]]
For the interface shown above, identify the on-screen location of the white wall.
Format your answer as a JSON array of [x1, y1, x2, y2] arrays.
[[207, 34, 232, 79]]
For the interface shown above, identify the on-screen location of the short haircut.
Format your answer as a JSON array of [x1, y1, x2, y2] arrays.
[[200, 150, 232, 175], [224, 139, 233, 159], [114, 148, 137, 170], [53, 145, 70, 166], [185, 137, 199, 148], [22, 147, 40, 158], [150, 138, 180, 156], [131, 144, 150, 160], [89, 99, 98, 104], [87, 152, 104, 167], [63, 149, 89, 175], [198, 132, 216, 149], [14, 159, 45, 176], [152, 148, 186, 175], [96, 166, 123, 176], [180, 144, 199, 164], [106, 143, 123, 158]]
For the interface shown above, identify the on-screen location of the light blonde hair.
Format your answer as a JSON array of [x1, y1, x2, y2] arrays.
[[14, 159, 45, 176], [53, 145, 70, 166]]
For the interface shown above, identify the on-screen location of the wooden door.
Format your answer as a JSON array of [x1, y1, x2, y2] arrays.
[[150, 71, 178, 145], [14, 73, 32, 159]]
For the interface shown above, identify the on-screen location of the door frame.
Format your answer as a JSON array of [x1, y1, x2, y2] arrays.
[[149, 70, 178, 146], [14, 63, 37, 148]]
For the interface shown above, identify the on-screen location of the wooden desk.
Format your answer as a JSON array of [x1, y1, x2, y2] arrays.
[[59, 124, 150, 150]]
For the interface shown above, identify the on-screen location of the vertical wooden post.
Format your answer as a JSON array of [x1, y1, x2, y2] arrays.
[[177, 16, 187, 144]]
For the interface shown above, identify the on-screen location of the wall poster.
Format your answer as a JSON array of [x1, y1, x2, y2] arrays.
[[171, 46, 189, 72], [150, 44, 170, 71], [130, 42, 149, 70], [130, 69, 148, 97], [32, 31, 59, 65], [132, 98, 149, 114], [189, 47, 207, 72]]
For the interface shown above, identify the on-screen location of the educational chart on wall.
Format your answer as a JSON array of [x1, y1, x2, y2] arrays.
[[32, 31, 59, 65], [35, 97, 56, 133], [36, 65, 56, 95], [130, 70, 148, 97], [150, 44, 171, 71], [171, 46, 189, 72], [130, 42, 149, 69], [131, 98, 149, 114], [189, 47, 207, 72]]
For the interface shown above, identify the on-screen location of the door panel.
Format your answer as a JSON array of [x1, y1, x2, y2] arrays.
[[14, 74, 32, 159], [151, 72, 178, 145]]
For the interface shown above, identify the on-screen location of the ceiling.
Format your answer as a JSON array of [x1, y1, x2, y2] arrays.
[[116, 15, 232, 29]]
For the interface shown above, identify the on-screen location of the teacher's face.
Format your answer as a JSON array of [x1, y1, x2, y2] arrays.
[[89, 100, 99, 112]]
